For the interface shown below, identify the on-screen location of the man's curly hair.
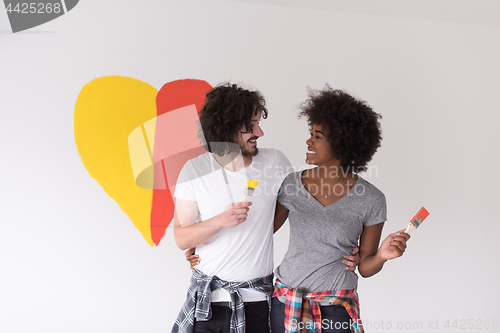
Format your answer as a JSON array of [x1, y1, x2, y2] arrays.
[[199, 83, 268, 155], [299, 86, 382, 173]]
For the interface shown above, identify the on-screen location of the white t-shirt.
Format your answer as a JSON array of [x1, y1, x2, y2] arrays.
[[174, 148, 292, 302]]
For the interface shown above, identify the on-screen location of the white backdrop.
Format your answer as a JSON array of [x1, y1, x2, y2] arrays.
[[1, 1, 500, 332]]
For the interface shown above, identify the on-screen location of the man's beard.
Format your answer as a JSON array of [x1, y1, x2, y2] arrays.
[[240, 137, 259, 157], [242, 146, 258, 157]]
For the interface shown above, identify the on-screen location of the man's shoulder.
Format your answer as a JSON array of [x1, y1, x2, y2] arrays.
[[183, 151, 211, 166], [177, 152, 212, 183], [253, 148, 293, 176]]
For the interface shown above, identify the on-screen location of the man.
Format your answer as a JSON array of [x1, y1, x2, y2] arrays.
[[171, 83, 293, 333]]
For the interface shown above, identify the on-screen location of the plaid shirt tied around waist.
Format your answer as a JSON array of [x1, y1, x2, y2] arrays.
[[273, 278, 364, 333], [171, 269, 273, 333]]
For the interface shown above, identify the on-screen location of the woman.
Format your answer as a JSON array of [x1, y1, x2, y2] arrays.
[[187, 86, 410, 333], [270, 87, 409, 333]]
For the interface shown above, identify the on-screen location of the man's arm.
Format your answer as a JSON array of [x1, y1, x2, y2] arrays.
[[173, 198, 252, 250]]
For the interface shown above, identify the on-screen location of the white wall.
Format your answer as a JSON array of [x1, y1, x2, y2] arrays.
[[1, 1, 499, 332]]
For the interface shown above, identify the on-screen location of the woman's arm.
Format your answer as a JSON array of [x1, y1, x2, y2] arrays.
[[358, 223, 410, 277], [273, 201, 289, 233]]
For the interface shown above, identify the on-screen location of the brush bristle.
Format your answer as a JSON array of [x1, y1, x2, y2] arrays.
[[245, 179, 259, 189], [407, 207, 429, 231]]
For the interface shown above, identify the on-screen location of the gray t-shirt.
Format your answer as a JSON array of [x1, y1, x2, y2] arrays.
[[275, 171, 387, 293]]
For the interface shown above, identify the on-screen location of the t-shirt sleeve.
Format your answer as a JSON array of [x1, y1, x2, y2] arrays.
[[277, 173, 294, 211], [173, 162, 197, 202], [364, 190, 387, 226]]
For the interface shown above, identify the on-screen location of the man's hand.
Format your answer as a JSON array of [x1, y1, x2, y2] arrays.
[[342, 246, 360, 271], [218, 202, 252, 228], [185, 247, 200, 269]]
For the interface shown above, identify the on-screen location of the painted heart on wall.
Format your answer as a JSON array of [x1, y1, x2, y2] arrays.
[[74, 76, 212, 246]]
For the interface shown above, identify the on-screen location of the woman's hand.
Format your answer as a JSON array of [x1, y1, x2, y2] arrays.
[[358, 223, 411, 277], [377, 229, 410, 261], [185, 247, 200, 269]]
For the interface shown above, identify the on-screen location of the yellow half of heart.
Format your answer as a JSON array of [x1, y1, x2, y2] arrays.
[[74, 76, 157, 246]]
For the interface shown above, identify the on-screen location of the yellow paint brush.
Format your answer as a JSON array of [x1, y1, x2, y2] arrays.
[[242, 179, 259, 202]]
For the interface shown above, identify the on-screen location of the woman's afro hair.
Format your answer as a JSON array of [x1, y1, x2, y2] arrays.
[[299, 86, 382, 173]]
